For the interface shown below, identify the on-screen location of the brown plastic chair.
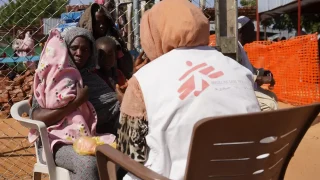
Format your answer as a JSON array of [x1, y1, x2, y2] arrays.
[[96, 103, 320, 180]]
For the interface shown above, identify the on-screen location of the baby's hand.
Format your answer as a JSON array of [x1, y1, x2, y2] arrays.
[[73, 82, 89, 107]]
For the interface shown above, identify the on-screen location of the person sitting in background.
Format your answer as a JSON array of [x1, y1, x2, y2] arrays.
[[237, 16, 278, 111], [12, 31, 36, 70], [117, 0, 261, 179], [95, 36, 127, 101], [79, 3, 133, 79]]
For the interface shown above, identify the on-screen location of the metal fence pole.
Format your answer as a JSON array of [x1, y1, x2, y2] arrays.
[[126, 3, 133, 50], [140, 0, 146, 16], [133, 0, 141, 51], [115, 0, 119, 25]]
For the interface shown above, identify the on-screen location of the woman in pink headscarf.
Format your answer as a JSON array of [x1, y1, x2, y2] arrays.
[[30, 28, 115, 180]]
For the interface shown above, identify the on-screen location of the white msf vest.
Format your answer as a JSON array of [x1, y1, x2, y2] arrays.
[[126, 46, 260, 180]]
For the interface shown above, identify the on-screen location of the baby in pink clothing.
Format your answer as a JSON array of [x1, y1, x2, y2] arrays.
[[29, 29, 115, 150]]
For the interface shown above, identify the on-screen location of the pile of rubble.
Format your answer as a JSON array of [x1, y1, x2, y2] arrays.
[[0, 70, 34, 118]]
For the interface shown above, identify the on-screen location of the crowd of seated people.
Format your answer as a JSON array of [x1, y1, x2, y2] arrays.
[[27, 0, 283, 179]]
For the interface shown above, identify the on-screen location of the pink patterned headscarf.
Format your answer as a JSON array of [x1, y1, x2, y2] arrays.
[[28, 29, 115, 150]]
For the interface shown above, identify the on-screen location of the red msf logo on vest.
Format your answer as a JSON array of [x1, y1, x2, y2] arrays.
[[178, 61, 224, 100]]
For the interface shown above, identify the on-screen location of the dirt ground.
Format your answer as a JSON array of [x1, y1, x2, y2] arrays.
[[279, 102, 320, 180], [0, 102, 319, 179]]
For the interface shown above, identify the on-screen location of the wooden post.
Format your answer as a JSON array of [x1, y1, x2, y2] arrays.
[[256, 0, 260, 41], [214, 0, 238, 61], [298, 0, 301, 36]]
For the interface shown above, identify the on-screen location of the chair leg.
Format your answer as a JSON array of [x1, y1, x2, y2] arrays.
[[33, 172, 42, 180]]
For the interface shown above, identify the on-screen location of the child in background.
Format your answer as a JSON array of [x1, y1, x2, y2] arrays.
[[95, 36, 127, 91], [12, 31, 36, 70]]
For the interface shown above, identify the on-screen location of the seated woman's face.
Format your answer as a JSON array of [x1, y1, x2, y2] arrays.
[[94, 10, 108, 39], [69, 37, 91, 69]]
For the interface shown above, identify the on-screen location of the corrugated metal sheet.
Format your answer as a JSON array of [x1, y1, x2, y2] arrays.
[[258, 0, 296, 13], [42, 18, 62, 35]]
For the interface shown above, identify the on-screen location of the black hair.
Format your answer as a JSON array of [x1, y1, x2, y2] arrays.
[[239, 20, 256, 45], [239, 21, 255, 34], [96, 36, 117, 52]]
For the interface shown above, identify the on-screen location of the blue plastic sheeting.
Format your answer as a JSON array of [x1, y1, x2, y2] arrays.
[[0, 56, 40, 63], [130, 50, 140, 60], [258, 0, 296, 13], [57, 22, 78, 32], [61, 11, 84, 23]]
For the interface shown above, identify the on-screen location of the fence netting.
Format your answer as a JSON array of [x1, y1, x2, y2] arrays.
[[0, 0, 319, 179], [209, 33, 320, 105]]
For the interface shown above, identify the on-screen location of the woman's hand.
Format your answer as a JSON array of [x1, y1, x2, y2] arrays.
[[115, 82, 128, 103], [73, 83, 89, 106], [133, 51, 150, 73]]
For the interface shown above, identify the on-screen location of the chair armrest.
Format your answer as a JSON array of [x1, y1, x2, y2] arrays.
[[96, 145, 169, 180], [10, 100, 47, 130]]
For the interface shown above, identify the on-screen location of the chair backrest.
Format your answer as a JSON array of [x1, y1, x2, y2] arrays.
[[184, 103, 320, 180]]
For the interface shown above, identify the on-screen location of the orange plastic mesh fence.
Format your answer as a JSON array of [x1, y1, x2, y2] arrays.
[[209, 34, 320, 105]]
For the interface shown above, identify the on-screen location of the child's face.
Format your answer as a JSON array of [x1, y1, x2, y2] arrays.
[[97, 44, 116, 70], [94, 10, 108, 39]]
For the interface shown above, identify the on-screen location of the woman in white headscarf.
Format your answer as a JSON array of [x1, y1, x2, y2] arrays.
[[117, 1, 261, 179]]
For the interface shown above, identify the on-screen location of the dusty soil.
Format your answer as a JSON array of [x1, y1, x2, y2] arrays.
[[0, 102, 319, 179], [279, 102, 320, 180]]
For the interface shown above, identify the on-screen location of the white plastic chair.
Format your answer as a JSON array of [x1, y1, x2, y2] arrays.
[[10, 100, 71, 180]]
